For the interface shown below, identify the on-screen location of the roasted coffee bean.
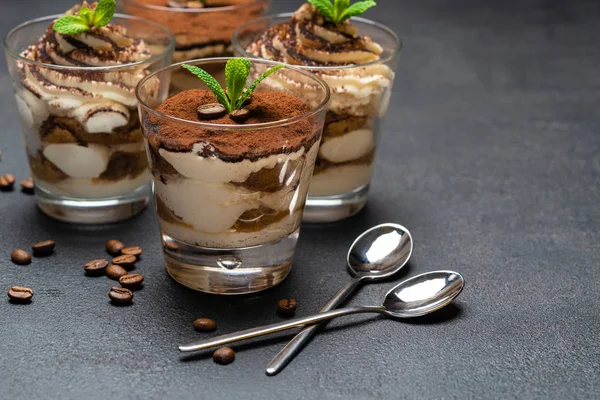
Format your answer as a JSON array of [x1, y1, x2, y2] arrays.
[[121, 246, 142, 257], [84, 259, 109, 275], [165, 241, 179, 252], [112, 254, 137, 269], [277, 298, 297, 316], [108, 286, 133, 304], [7, 286, 33, 303], [31, 240, 55, 257], [0, 173, 16, 191], [119, 273, 144, 289], [193, 318, 217, 332], [11, 249, 31, 265], [106, 239, 124, 256], [197, 103, 227, 120], [20, 177, 34, 194], [213, 347, 235, 365], [229, 108, 251, 123], [106, 264, 127, 280]]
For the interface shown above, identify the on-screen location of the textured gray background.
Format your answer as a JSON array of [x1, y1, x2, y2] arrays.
[[1, 0, 599, 399]]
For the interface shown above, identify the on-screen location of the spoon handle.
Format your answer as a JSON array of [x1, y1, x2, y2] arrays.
[[178, 305, 384, 352], [266, 277, 363, 375]]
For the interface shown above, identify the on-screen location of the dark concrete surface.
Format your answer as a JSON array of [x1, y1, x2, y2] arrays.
[[1, 0, 599, 398]]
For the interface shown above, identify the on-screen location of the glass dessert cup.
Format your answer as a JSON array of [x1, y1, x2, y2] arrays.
[[4, 14, 174, 224], [136, 58, 330, 294], [120, 0, 269, 92], [233, 14, 401, 223]]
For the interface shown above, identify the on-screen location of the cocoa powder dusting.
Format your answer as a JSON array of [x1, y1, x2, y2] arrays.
[[125, 0, 267, 50], [146, 90, 322, 162]]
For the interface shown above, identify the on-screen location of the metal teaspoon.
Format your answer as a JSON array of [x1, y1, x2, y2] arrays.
[[179, 271, 464, 352], [266, 223, 413, 375]]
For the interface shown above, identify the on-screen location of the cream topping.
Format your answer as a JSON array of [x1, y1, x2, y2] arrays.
[[18, 2, 151, 134]]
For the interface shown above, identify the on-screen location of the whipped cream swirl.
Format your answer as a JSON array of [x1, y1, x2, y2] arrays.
[[18, 3, 151, 134], [247, 3, 393, 117]]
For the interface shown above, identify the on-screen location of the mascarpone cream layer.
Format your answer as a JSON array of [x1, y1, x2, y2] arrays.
[[42, 141, 145, 179], [36, 170, 150, 199], [154, 143, 319, 247], [319, 127, 374, 163], [246, 4, 393, 117], [18, 3, 151, 134], [309, 162, 373, 196]]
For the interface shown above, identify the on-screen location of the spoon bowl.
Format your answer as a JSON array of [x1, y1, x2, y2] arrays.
[[382, 271, 464, 318], [347, 223, 413, 279]]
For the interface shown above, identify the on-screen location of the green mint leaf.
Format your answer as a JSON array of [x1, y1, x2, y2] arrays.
[[308, 0, 335, 21], [333, 0, 350, 22], [340, 0, 377, 21], [79, 7, 94, 25], [53, 15, 90, 35], [236, 65, 284, 109], [93, 0, 116, 28], [181, 64, 231, 112], [225, 58, 251, 107]]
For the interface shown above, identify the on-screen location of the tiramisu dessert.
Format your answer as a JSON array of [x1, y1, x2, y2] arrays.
[[122, 0, 268, 62], [137, 58, 329, 293], [241, 0, 400, 221], [7, 0, 173, 222]]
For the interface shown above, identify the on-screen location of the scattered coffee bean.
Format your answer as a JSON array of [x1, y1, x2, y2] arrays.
[[31, 240, 55, 257], [197, 103, 227, 120], [277, 298, 297, 317], [112, 254, 137, 269], [119, 273, 144, 289], [0, 173, 16, 191], [106, 239, 124, 256], [7, 286, 33, 303], [193, 318, 217, 332], [121, 246, 142, 257], [108, 286, 133, 304], [213, 347, 235, 365], [84, 259, 109, 275], [11, 249, 31, 265], [20, 177, 34, 194], [106, 264, 128, 280], [229, 108, 251, 123]]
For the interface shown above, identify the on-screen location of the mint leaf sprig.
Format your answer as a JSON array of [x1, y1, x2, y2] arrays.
[[308, 0, 376, 24], [182, 58, 284, 114], [53, 0, 116, 35]]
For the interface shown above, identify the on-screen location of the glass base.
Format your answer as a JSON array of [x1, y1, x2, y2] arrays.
[[162, 229, 298, 295], [303, 185, 369, 223], [35, 184, 151, 224]]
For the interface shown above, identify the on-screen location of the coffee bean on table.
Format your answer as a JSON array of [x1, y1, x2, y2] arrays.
[[106, 240, 124, 256], [20, 177, 34, 194], [8, 286, 33, 303], [106, 264, 127, 280], [213, 347, 235, 365], [0, 173, 16, 191], [121, 246, 142, 257], [11, 249, 31, 265], [112, 254, 137, 269], [277, 298, 297, 317], [108, 286, 133, 304], [229, 108, 251, 123], [32, 240, 55, 257], [197, 103, 227, 120], [84, 259, 109, 275], [119, 273, 144, 289], [193, 318, 217, 332]]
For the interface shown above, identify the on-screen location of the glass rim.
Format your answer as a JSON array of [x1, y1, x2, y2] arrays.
[[4, 13, 175, 72], [136, 57, 331, 131], [121, 0, 268, 13], [232, 12, 402, 71]]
